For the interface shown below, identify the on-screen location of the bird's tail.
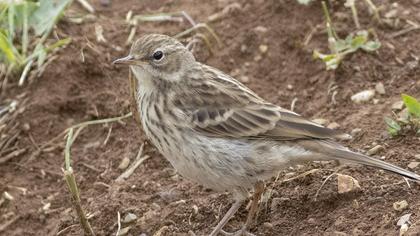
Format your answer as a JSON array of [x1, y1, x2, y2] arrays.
[[300, 140, 420, 181]]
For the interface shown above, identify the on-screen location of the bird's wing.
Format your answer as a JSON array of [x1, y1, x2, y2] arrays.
[[175, 66, 347, 140]]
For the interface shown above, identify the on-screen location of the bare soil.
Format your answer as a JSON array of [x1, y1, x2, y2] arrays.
[[1, 0, 420, 235]]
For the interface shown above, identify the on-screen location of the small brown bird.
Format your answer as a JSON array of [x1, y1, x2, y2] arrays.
[[114, 34, 420, 236]]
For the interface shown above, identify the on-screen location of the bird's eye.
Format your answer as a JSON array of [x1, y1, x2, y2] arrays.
[[152, 50, 164, 61]]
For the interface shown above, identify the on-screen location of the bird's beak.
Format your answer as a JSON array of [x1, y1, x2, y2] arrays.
[[113, 55, 137, 65]]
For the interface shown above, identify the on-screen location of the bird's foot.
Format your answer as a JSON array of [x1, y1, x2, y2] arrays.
[[220, 227, 255, 236]]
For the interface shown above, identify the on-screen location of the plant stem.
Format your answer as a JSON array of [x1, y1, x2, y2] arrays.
[[364, 0, 380, 22], [321, 1, 338, 52], [350, 4, 360, 29], [63, 129, 95, 236], [22, 2, 29, 57], [64, 168, 95, 236], [18, 59, 33, 86], [7, 1, 14, 42], [65, 128, 74, 170]]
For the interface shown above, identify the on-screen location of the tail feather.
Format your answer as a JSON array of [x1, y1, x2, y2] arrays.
[[333, 148, 420, 181], [300, 140, 420, 181]]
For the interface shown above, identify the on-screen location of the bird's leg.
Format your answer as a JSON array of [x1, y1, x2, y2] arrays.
[[220, 181, 265, 236], [209, 199, 244, 236], [244, 181, 265, 229]]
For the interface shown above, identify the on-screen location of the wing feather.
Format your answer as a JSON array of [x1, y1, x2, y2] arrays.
[[174, 65, 348, 141]]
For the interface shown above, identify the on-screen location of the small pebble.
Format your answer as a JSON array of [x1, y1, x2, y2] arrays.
[[259, 44, 268, 54], [118, 157, 130, 170], [239, 75, 250, 83], [407, 162, 420, 170], [123, 213, 137, 224], [397, 213, 412, 226], [400, 223, 409, 236], [240, 44, 247, 53], [375, 82, 386, 95], [307, 218, 316, 224], [118, 226, 131, 236], [42, 202, 51, 212], [287, 84, 293, 90], [254, 55, 262, 61], [351, 90, 375, 103], [327, 122, 340, 129], [22, 123, 31, 131], [393, 200, 409, 211], [254, 26, 268, 33], [392, 101, 405, 110], [367, 145, 383, 156], [337, 174, 361, 194], [263, 222, 273, 229]]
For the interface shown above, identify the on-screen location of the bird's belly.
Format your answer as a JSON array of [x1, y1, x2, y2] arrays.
[[160, 135, 257, 192], [155, 132, 310, 193]]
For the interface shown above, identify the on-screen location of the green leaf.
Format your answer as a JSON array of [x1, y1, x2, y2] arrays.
[[384, 117, 401, 136], [0, 31, 16, 63], [361, 41, 381, 51], [34, 44, 46, 69], [30, 0, 72, 36], [351, 34, 368, 49], [313, 50, 343, 70], [45, 37, 71, 52], [402, 94, 420, 118], [332, 39, 349, 52]]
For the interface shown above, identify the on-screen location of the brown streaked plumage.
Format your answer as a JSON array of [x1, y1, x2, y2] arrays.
[[114, 34, 420, 236]]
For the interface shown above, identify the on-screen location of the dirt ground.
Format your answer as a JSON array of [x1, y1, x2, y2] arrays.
[[1, 0, 420, 235]]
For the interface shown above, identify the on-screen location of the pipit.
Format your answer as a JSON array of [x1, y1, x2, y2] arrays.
[[114, 34, 420, 236]]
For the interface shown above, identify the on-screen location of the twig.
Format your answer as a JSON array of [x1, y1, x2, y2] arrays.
[[18, 59, 33, 86], [346, 0, 360, 29], [115, 211, 121, 236], [63, 129, 95, 236], [0, 130, 21, 153], [314, 172, 337, 201], [363, 0, 380, 22], [282, 169, 320, 183], [290, 97, 298, 112], [102, 125, 113, 146], [125, 27, 136, 46], [0, 215, 20, 232], [388, 25, 420, 38], [0, 148, 26, 165], [30, 113, 132, 161], [181, 11, 196, 26], [403, 177, 411, 188], [174, 23, 221, 46], [303, 24, 322, 46], [76, 0, 95, 13], [116, 143, 150, 182], [56, 224, 78, 236]]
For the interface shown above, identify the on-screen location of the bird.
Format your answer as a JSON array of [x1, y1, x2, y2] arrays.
[[113, 34, 420, 236]]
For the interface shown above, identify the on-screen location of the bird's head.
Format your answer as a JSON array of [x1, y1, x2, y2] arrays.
[[113, 34, 195, 82]]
